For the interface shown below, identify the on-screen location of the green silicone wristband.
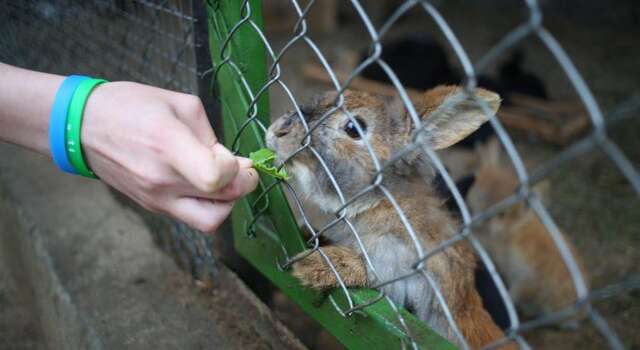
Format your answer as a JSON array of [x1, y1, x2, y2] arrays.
[[66, 79, 107, 178]]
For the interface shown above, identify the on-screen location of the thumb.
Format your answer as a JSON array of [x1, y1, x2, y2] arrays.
[[167, 122, 239, 193]]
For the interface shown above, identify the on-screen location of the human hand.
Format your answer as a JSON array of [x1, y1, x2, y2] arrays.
[[80, 81, 258, 232]]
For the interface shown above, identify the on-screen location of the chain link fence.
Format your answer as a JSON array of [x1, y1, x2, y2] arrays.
[[0, 0, 226, 295], [208, 0, 640, 349], [1, 0, 201, 91], [2, 0, 640, 349]]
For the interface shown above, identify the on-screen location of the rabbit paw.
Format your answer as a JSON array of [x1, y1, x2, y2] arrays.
[[291, 246, 367, 291]]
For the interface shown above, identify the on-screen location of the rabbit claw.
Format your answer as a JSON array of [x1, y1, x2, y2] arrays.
[[291, 247, 367, 291]]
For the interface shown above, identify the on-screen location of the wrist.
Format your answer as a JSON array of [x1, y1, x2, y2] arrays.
[[78, 81, 118, 171], [0, 64, 64, 155], [64, 78, 107, 178], [49, 75, 92, 174]]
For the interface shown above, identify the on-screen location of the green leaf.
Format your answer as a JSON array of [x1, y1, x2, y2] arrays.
[[249, 148, 275, 164], [249, 148, 290, 180]]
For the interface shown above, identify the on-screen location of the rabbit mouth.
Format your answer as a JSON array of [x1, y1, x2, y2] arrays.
[[265, 127, 279, 150], [266, 125, 299, 165], [272, 157, 284, 167]]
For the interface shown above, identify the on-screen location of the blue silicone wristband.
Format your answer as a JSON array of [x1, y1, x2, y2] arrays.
[[49, 75, 90, 174]]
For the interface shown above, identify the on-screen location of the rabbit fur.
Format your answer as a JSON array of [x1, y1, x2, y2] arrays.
[[267, 86, 516, 349], [466, 137, 589, 330]]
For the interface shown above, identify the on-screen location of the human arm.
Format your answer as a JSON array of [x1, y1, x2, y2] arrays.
[[0, 63, 258, 232]]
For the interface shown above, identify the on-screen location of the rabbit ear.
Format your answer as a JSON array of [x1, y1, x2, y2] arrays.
[[415, 85, 501, 150]]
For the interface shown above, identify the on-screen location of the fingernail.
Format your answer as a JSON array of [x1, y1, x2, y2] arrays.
[[237, 156, 253, 168], [212, 143, 233, 156], [248, 169, 259, 189]]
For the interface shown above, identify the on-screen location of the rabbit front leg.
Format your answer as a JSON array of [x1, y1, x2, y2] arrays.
[[292, 246, 367, 290]]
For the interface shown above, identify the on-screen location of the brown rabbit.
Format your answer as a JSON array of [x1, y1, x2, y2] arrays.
[[266, 86, 515, 349], [466, 137, 589, 329]]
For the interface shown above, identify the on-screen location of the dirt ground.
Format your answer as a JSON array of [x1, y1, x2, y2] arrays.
[[260, 1, 640, 349]]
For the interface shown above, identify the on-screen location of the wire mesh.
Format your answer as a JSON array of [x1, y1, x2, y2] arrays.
[[2, 0, 639, 349], [209, 0, 640, 349], [0, 0, 222, 285], [0, 0, 198, 92]]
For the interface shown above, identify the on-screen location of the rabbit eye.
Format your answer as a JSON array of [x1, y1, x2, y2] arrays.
[[495, 211, 508, 219], [344, 117, 367, 139]]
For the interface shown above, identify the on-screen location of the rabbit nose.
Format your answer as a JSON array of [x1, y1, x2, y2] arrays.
[[272, 115, 294, 137]]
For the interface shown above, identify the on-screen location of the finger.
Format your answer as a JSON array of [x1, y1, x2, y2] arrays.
[[166, 123, 239, 193], [179, 166, 258, 201], [237, 156, 253, 169], [167, 197, 234, 233], [172, 95, 218, 147], [209, 167, 259, 201]]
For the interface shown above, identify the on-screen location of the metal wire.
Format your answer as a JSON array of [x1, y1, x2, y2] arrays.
[[208, 0, 640, 349], [0, 0, 216, 284], [0, 0, 198, 93], [3, 1, 639, 349]]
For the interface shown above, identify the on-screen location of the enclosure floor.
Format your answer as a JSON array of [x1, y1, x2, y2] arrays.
[[0, 223, 43, 350], [0, 143, 306, 350]]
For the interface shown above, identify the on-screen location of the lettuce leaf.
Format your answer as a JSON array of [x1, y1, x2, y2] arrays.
[[249, 148, 290, 180]]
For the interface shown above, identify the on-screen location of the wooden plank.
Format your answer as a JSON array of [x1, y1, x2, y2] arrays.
[[501, 94, 590, 145], [301, 63, 423, 101]]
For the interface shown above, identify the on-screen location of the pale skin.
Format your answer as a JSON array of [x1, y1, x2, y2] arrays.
[[0, 63, 259, 233]]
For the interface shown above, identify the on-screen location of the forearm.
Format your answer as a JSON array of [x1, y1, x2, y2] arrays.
[[0, 63, 258, 232], [0, 63, 64, 156]]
